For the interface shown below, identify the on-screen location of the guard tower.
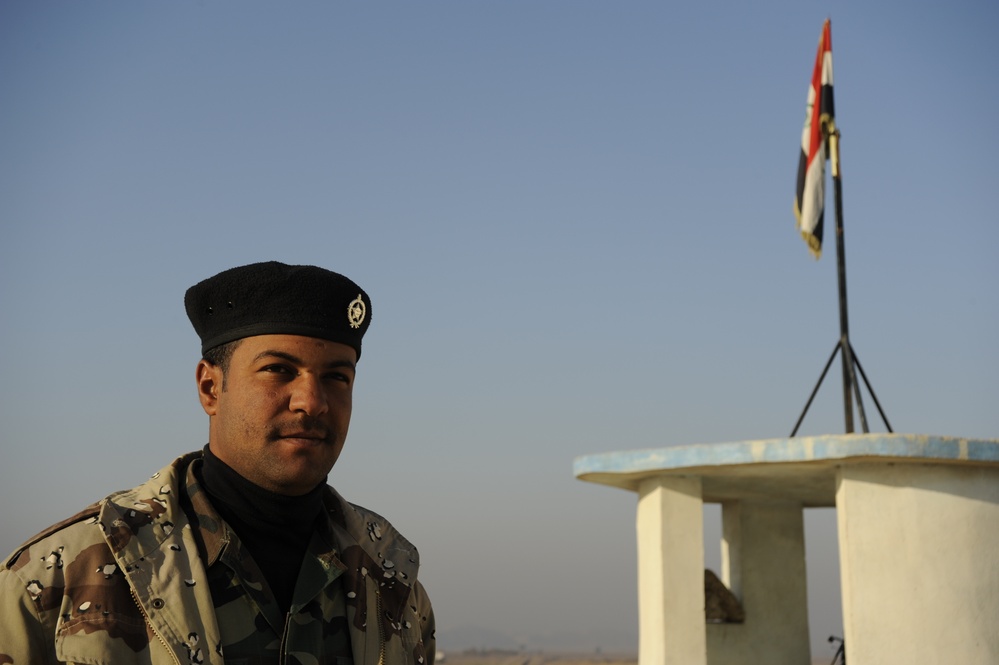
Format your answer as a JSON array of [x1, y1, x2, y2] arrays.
[[574, 433, 999, 665]]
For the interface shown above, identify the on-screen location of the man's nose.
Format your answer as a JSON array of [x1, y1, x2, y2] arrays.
[[289, 375, 329, 415]]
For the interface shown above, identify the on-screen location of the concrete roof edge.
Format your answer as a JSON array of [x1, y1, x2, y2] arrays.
[[572, 433, 999, 479]]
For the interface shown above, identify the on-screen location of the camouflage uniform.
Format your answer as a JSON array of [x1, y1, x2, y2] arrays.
[[0, 451, 435, 665]]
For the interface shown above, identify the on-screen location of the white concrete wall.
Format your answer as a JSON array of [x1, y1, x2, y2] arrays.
[[707, 500, 811, 665], [837, 463, 999, 664], [636, 476, 705, 665]]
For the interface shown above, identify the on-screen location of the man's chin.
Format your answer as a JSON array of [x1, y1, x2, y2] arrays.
[[267, 465, 331, 495]]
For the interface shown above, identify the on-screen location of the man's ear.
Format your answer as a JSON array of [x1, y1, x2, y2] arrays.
[[196, 360, 223, 416]]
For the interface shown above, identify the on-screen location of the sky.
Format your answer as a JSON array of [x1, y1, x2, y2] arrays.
[[1, 1, 997, 658]]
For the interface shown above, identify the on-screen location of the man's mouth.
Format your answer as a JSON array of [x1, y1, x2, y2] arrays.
[[274, 430, 330, 444], [271, 417, 331, 444]]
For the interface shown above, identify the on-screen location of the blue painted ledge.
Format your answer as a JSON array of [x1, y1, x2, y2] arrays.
[[574, 433, 999, 496]]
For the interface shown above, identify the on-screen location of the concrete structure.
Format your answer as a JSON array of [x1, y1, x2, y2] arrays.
[[574, 433, 999, 665]]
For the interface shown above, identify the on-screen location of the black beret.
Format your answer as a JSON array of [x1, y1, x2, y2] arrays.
[[185, 261, 372, 359]]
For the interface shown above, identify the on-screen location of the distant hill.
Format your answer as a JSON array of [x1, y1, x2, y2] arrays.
[[437, 624, 637, 654], [438, 624, 522, 652]]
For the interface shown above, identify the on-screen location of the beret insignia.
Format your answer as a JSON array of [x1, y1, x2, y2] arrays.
[[348, 294, 367, 329]]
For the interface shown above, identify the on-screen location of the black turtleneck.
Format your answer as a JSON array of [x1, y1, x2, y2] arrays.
[[196, 445, 327, 614]]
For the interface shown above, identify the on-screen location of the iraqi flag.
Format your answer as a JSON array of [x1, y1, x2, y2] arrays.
[[794, 19, 835, 259]]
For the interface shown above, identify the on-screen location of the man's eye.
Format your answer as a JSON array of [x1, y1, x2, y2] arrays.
[[262, 365, 292, 374]]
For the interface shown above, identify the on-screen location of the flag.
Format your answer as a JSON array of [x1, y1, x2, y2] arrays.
[[794, 19, 835, 259]]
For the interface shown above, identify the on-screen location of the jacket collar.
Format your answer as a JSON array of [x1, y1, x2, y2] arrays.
[[98, 451, 421, 588]]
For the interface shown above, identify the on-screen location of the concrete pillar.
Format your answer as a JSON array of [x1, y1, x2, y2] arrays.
[[636, 476, 705, 665], [837, 463, 999, 664], [707, 501, 811, 665]]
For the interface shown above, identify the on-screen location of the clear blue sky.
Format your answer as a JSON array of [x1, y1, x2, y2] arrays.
[[2, 1, 996, 657]]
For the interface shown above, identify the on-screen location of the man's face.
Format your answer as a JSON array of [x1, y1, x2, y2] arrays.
[[197, 334, 357, 495]]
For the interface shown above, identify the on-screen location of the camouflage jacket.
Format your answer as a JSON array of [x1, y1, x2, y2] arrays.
[[0, 451, 435, 665]]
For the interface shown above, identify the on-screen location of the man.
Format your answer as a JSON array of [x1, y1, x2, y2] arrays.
[[0, 261, 435, 665]]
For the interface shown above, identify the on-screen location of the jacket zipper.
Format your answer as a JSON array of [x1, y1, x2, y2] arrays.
[[129, 586, 182, 665], [376, 587, 386, 665], [279, 612, 292, 665]]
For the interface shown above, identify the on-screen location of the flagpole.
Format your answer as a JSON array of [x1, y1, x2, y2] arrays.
[[828, 127, 868, 433], [790, 19, 889, 436]]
